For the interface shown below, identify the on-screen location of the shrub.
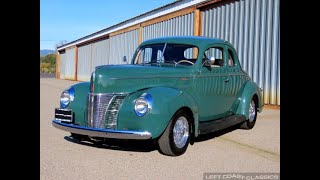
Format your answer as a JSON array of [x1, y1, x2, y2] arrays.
[[40, 54, 56, 73]]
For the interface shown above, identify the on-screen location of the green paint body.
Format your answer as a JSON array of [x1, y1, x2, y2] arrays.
[[63, 36, 263, 139]]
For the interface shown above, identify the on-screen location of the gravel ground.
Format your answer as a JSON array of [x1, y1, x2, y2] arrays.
[[40, 78, 280, 180], [40, 73, 56, 78]]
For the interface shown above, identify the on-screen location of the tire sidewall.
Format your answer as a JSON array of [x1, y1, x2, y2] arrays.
[[247, 99, 257, 128], [168, 110, 191, 156]]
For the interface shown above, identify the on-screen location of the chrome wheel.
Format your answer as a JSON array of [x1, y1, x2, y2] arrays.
[[173, 116, 189, 148], [248, 100, 256, 122]]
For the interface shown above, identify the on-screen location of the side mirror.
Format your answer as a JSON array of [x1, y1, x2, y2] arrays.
[[204, 56, 215, 67], [123, 56, 127, 63]]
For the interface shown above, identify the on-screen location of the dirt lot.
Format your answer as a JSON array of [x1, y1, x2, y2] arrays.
[[40, 78, 280, 180]]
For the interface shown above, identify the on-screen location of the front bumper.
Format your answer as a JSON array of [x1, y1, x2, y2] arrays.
[[52, 120, 152, 140]]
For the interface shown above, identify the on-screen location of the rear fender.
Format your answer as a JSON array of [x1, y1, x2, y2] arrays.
[[235, 81, 263, 119]]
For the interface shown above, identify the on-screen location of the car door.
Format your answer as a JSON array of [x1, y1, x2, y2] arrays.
[[194, 44, 234, 121], [225, 46, 250, 112]]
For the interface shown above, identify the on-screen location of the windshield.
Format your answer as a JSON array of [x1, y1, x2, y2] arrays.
[[133, 43, 199, 66]]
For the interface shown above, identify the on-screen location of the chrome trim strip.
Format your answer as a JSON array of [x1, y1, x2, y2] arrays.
[[199, 74, 246, 77], [108, 76, 190, 80], [134, 93, 153, 117], [108, 73, 245, 80], [56, 108, 71, 111], [88, 92, 130, 95], [52, 120, 152, 140], [55, 118, 72, 122], [55, 114, 72, 117], [68, 87, 75, 101], [228, 73, 246, 76], [259, 87, 264, 106]]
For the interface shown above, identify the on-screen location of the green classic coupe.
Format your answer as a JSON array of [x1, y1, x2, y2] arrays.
[[53, 36, 263, 156]]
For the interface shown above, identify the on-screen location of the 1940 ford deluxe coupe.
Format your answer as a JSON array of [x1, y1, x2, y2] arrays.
[[52, 36, 263, 156]]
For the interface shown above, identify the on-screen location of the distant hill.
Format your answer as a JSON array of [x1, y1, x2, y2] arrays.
[[40, 49, 55, 56]]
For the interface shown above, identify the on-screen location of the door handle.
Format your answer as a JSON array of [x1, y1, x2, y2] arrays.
[[224, 78, 229, 82]]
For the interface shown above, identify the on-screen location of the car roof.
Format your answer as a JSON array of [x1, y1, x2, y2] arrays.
[[140, 36, 229, 47]]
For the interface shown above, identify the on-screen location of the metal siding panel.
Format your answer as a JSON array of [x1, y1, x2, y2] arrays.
[[229, 2, 234, 44], [258, 0, 267, 99], [253, 0, 261, 84], [109, 29, 139, 64], [277, 42, 280, 105], [92, 39, 110, 70], [238, 0, 244, 66], [225, 3, 230, 41], [221, 4, 226, 40], [65, 48, 76, 80], [234, 2, 239, 52], [242, 0, 250, 73], [77, 44, 91, 81], [217, 7, 221, 39], [247, 0, 255, 78], [142, 12, 194, 41], [213, 9, 217, 38], [172, 18, 176, 35], [201, 0, 280, 105], [264, 0, 273, 104], [271, 0, 280, 105]]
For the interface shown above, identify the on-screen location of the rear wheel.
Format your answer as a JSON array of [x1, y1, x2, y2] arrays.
[[240, 98, 257, 129], [158, 110, 191, 156]]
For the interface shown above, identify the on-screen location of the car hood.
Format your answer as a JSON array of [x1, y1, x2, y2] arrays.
[[91, 64, 195, 93]]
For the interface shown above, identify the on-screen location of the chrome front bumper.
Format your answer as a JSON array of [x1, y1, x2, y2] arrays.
[[52, 120, 152, 140]]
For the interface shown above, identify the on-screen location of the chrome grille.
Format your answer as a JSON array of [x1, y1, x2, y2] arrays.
[[104, 95, 126, 129], [87, 93, 127, 129]]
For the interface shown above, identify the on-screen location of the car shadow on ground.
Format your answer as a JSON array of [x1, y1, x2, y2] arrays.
[[64, 136, 158, 152], [63, 124, 239, 153], [192, 124, 239, 143]]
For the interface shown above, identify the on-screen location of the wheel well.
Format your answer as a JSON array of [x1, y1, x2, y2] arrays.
[[177, 107, 194, 135], [252, 94, 258, 106]]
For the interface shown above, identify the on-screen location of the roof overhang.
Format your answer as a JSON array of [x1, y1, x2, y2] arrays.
[[57, 0, 210, 51]]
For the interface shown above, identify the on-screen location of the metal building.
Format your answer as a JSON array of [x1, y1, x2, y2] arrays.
[[56, 0, 280, 105]]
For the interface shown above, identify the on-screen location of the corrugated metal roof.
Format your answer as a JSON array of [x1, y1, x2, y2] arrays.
[[57, 0, 210, 50]]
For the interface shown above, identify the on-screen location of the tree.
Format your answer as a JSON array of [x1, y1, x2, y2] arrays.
[[55, 40, 68, 51]]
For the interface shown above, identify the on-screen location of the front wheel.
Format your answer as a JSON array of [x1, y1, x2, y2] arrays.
[[158, 110, 191, 156], [240, 98, 257, 129]]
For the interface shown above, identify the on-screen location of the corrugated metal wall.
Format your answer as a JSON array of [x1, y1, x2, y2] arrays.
[[64, 48, 76, 80], [59, 52, 66, 79], [142, 13, 194, 41], [201, 0, 280, 105], [77, 44, 91, 81], [92, 38, 110, 68], [109, 30, 139, 64]]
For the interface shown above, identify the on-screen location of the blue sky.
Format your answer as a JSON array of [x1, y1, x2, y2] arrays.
[[40, 0, 175, 50]]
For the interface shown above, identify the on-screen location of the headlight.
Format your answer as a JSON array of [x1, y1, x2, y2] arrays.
[[134, 93, 152, 116], [60, 87, 75, 108]]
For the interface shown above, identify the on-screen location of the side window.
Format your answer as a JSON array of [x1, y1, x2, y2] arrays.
[[203, 47, 224, 68], [134, 47, 153, 64], [142, 48, 153, 63], [183, 47, 198, 59], [228, 49, 235, 67], [157, 50, 162, 62]]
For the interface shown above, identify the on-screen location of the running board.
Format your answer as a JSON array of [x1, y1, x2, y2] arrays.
[[199, 115, 246, 135]]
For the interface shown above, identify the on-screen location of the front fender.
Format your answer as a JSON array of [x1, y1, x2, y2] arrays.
[[117, 87, 199, 139], [62, 82, 90, 126], [235, 81, 263, 119]]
